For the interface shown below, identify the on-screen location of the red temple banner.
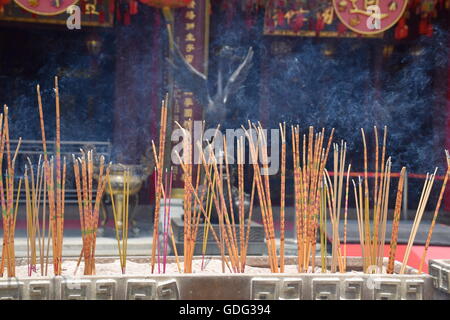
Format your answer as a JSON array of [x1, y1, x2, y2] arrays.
[[171, 0, 209, 192], [263, 0, 382, 38], [0, 0, 113, 26]]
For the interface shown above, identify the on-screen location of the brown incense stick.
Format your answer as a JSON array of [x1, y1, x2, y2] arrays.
[[151, 101, 168, 273]]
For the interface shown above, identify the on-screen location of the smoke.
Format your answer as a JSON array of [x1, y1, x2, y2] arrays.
[[0, 27, 115, 146], [207, 6, 448, 208], [209, 8, 449, 174], [0, 5, 448, 208]]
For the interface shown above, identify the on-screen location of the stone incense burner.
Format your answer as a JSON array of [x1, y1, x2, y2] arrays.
[[0, 256, 439, 300]]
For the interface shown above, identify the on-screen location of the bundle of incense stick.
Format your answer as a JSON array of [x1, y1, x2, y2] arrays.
[[291, 125, 334, 272], [107, 166, 130, 274], [18, 81, 450, 277], [73, 151, 109, 275], [151, 98, 168, 273], [323, 141, 349, 273], [152, 143, 181, 273], [173, 122, 259, 273], [400, 167, 438, 274], [0, 107, 22, 278], [243, 123, 279, 272], [160, 168, 174, 273], [198, 142, 232, 273], [418, 150, 450, 273], [352, 127, 394, 272], [148, 109, 450, 275], [170, 122, 442, 275], [176, 122, 220, 273], [24, 157, 45, 276], [348, 126, 441, 274], [36, 77, 65, 275]]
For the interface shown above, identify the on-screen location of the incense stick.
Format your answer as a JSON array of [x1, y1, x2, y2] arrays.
[[400, 168, 438, 274], [151, 100, 168, 273], [36, 80, 64, 275], [107, 171, 125, 274], [387, 167, 406, 274], [418, 151, 450, 273], [4, 85, 448, 279], [0, 107, 22, 277], [73, 153, 107, 275], [279, 123, 286, 273]]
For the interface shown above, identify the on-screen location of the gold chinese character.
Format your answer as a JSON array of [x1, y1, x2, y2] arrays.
[[184, 97, 194, 107], [185, 33, 196, 42], [322, 7, 334, 24], [28, 0, 39, 7], [185, 55, 194, 63], [182, 120, 191, 129], [184, 109, 193, 118], [366, 0, 378, 8], [185, 23, 195, 31], [185, 44, 195, 53], [185, 11, 196, 20], [281, 8, 308, 26], [389, 1, 398, 11], [85, 0, 99, 15], [349, 0, 388, 18], [187, 1, 196, 9]]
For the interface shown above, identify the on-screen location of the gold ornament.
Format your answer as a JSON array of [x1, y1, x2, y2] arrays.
[[28, 0, 39, 7], [389, 1, 398, 11], [349, 15, 360, 26], [338, 0, 348, 12]]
